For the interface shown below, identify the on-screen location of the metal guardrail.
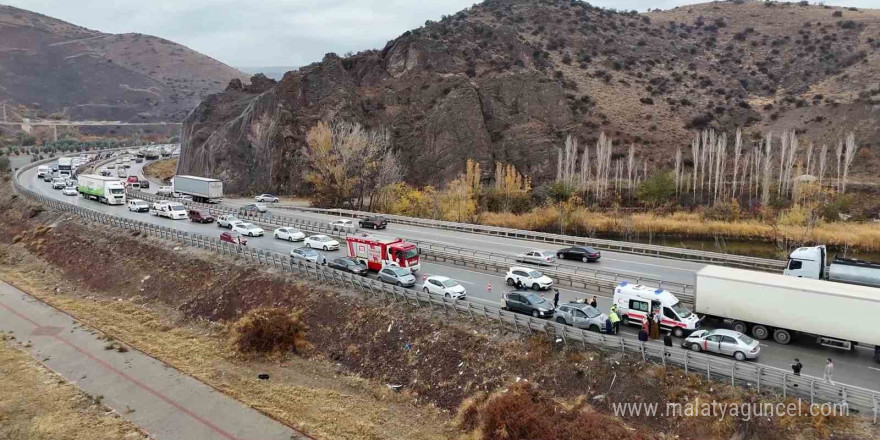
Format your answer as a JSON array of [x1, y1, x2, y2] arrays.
[[124, 190, 696, 302], [11, 161, 879, 418], [278, 206, 787, 272]]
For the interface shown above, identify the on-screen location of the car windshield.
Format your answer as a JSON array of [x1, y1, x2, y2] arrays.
[[317, 236, 331, 242], [523, 293, 545, 305], [245, 224, 259, 230], [527, 270, 543, 278], [441, 279, 459, 287], [169, 204, 185, 211], [137, 202, 148, 207], [227, 216, 240, 222], [393, 268, 411, 277], [402, 248, 418, 259], [109, 188, 124, 194], [738, 334, 756, 345], [670, 301, 693, 319], [583, 307, 600, 318], [300, 248, 317, 256]]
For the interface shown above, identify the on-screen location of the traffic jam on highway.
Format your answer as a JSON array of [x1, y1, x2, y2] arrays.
[[31, 150, 880, 375]]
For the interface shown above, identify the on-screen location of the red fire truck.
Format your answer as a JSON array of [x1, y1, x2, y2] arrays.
[[346, 233, 420, 272]]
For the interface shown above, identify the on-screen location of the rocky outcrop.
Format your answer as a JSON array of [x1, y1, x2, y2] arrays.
[[181, 0, 880, 194]]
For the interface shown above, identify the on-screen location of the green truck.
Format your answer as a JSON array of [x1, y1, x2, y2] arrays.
[[78, 174, 126, 205]]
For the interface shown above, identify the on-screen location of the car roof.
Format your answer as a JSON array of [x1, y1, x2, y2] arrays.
[[427, 275, 450, 282], [310, 234, 328, 238], [509, 266, 538, 272], [704, 329, 743, 338]]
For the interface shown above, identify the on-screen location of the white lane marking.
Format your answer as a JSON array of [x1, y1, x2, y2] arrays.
[[868, 367, 880, 372]]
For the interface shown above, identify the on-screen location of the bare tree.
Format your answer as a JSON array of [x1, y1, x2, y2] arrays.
[[761, 132, 773, 207], [818, 143, 828, 189], [691, 135, 700, 198], [674, 147, 682, 195], [835, 139, 843, 192], [841, 132, 858, 193], [579, 144, 590, 190], [805, 142, 814, 176], [731, 129, 742, 199], [627, 144, 635, 191]]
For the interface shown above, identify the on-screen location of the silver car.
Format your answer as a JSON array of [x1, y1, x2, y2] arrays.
[[378, 267, 416, 287], [682, 329, 760, 361], [553, 303, 607, 332], [290, 247, 327, 264], [517, 250, 557, 266]]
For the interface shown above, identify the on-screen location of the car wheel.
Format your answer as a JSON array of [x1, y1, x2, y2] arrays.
[[531, 283, 539, 290], [506, 278, 515, 286], [582, 256, 590, 263], [423, 287, 429, 293], [734, 351, 747, 361], [374, 225, 378, 230], [673, 327, 685, 338], [690, 343, 702, 352], [445, 293, 450, 298], [555, 317, 567, 325], [531, 310, 540, 318], [305, 243, 311, 248], [557, 253, 565, 259], [396, 281, 403, 287], [588, 324, 600, 332], [288, 236, 294, 242], [751, 325, 769, 340], [323, 246, 328, 251]]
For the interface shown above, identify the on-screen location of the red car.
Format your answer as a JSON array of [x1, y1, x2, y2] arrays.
[[188, 209, 215, 223], [220, 231, 247, 246]]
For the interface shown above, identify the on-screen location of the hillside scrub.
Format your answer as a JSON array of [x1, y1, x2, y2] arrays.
[[142, 158, 177, 183], [230, 307, 310, 355]]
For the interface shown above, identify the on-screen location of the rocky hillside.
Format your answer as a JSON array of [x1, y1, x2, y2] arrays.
[[180, 0, 880, 195], [0, 5, 248, 122]]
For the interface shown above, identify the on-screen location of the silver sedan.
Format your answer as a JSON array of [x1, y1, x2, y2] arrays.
[[516, 250, 557, 266], [553, 303, 607, 332], [682, 329, 760, 361]]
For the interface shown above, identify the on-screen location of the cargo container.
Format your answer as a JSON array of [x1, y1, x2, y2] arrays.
[[172, 175, 223, 203], [77, 174, 126, 205]]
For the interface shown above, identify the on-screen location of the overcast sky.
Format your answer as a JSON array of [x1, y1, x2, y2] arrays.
[[8, 0, 878, 67]]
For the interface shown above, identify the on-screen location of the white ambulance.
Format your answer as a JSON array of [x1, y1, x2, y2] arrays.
[[612, 282, 700, 338]]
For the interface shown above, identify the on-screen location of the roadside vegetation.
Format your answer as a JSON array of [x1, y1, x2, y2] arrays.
[[300, 120, 877, 253], [0, 334, 145, 440], [143, 157, 178, 183]]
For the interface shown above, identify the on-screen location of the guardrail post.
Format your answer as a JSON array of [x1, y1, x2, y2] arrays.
[[707, 361, 711, 380], [756, 367, 762, 393], [810, 380, 815, 405], [873, 396, 877, 424], [683, 350, 689, 374], [730, 363, 736, 386]]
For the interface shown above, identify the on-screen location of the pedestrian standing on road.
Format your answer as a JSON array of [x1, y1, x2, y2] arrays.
[[605, 317, 613, 335], [553, 289, 560, 308], [663, 331, 673, 356], [791, 358, 802, 388], [608, 307, 620, 335], [823, 358, 834, 384], [589, 296, 598, 308], [650, 312, 660, 340], [638, 327, 649, 343]]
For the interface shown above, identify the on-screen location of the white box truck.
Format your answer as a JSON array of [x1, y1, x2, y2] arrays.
[[78, 174, 126, 205], [696, 265, 880, 359], [173, 175, 223, 203], [783, 245, 880, 288]]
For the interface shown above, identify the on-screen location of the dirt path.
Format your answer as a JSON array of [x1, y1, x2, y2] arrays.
[[0, 280, 305, 440]]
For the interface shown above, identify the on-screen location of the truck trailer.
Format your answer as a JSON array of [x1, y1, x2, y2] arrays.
[[783, 245, 880, 288], [346, 234, 420, 272], [77, 174, 126, 205], [696, 265, 880, 355], [172, 175, 223, 203]]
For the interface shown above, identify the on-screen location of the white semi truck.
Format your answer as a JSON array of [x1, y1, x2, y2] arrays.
[[695, 265, 880, 360], [77, 174, 126, 205], [173, 175, 223, 203], [783, 245, 880, 288]]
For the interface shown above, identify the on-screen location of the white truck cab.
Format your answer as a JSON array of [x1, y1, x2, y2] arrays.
[[37, 165, 49, 177], [613, 282, 700, 337]]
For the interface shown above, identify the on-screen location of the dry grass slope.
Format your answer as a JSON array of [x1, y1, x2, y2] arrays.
[[143, 158, 178, 183], [0, 336, 145, 440]]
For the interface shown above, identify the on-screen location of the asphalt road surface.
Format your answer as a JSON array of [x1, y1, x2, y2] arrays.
[[22, 162, 880, 391]]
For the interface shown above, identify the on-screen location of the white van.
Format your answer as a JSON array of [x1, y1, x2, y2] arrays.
[[37, 165, 50, 177], [612, 282, 700, 338]]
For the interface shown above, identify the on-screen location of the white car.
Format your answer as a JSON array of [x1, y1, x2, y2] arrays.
[[255, 194, 279, 203], [505, 266, 554, 290], [304, 234, 340, 251], [157, 186, 173, 196], [423, 276, 467, 299], [128, 199, 150, 212], [329, 219, 358, 232], [274, 227, 305, 242], [217, 214, 242, 228], [232, 222, 265, 237], [62, 186, 77, 196], [52, 178, 66, 189]]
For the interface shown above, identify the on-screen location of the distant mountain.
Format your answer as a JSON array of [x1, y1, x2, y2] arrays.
[[236, 66, 298, 81], [181, 0, 880, 195], [0, 5, 249, 122]]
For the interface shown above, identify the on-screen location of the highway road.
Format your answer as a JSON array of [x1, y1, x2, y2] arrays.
[[20, 160, 880, 391]]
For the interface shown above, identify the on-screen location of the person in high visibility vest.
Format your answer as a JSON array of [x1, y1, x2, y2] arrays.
[[608, 306, 620, 335]]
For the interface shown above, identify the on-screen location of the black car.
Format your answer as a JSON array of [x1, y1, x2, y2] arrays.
[[139, 179, 150, 189], [328, 257, 368, 276], [556, 246, 601, 262], [360, 215, 388, 230], [501, 290, 555, 318]]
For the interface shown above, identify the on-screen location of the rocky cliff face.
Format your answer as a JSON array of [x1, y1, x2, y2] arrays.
[[181, 0, 880, 195]]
